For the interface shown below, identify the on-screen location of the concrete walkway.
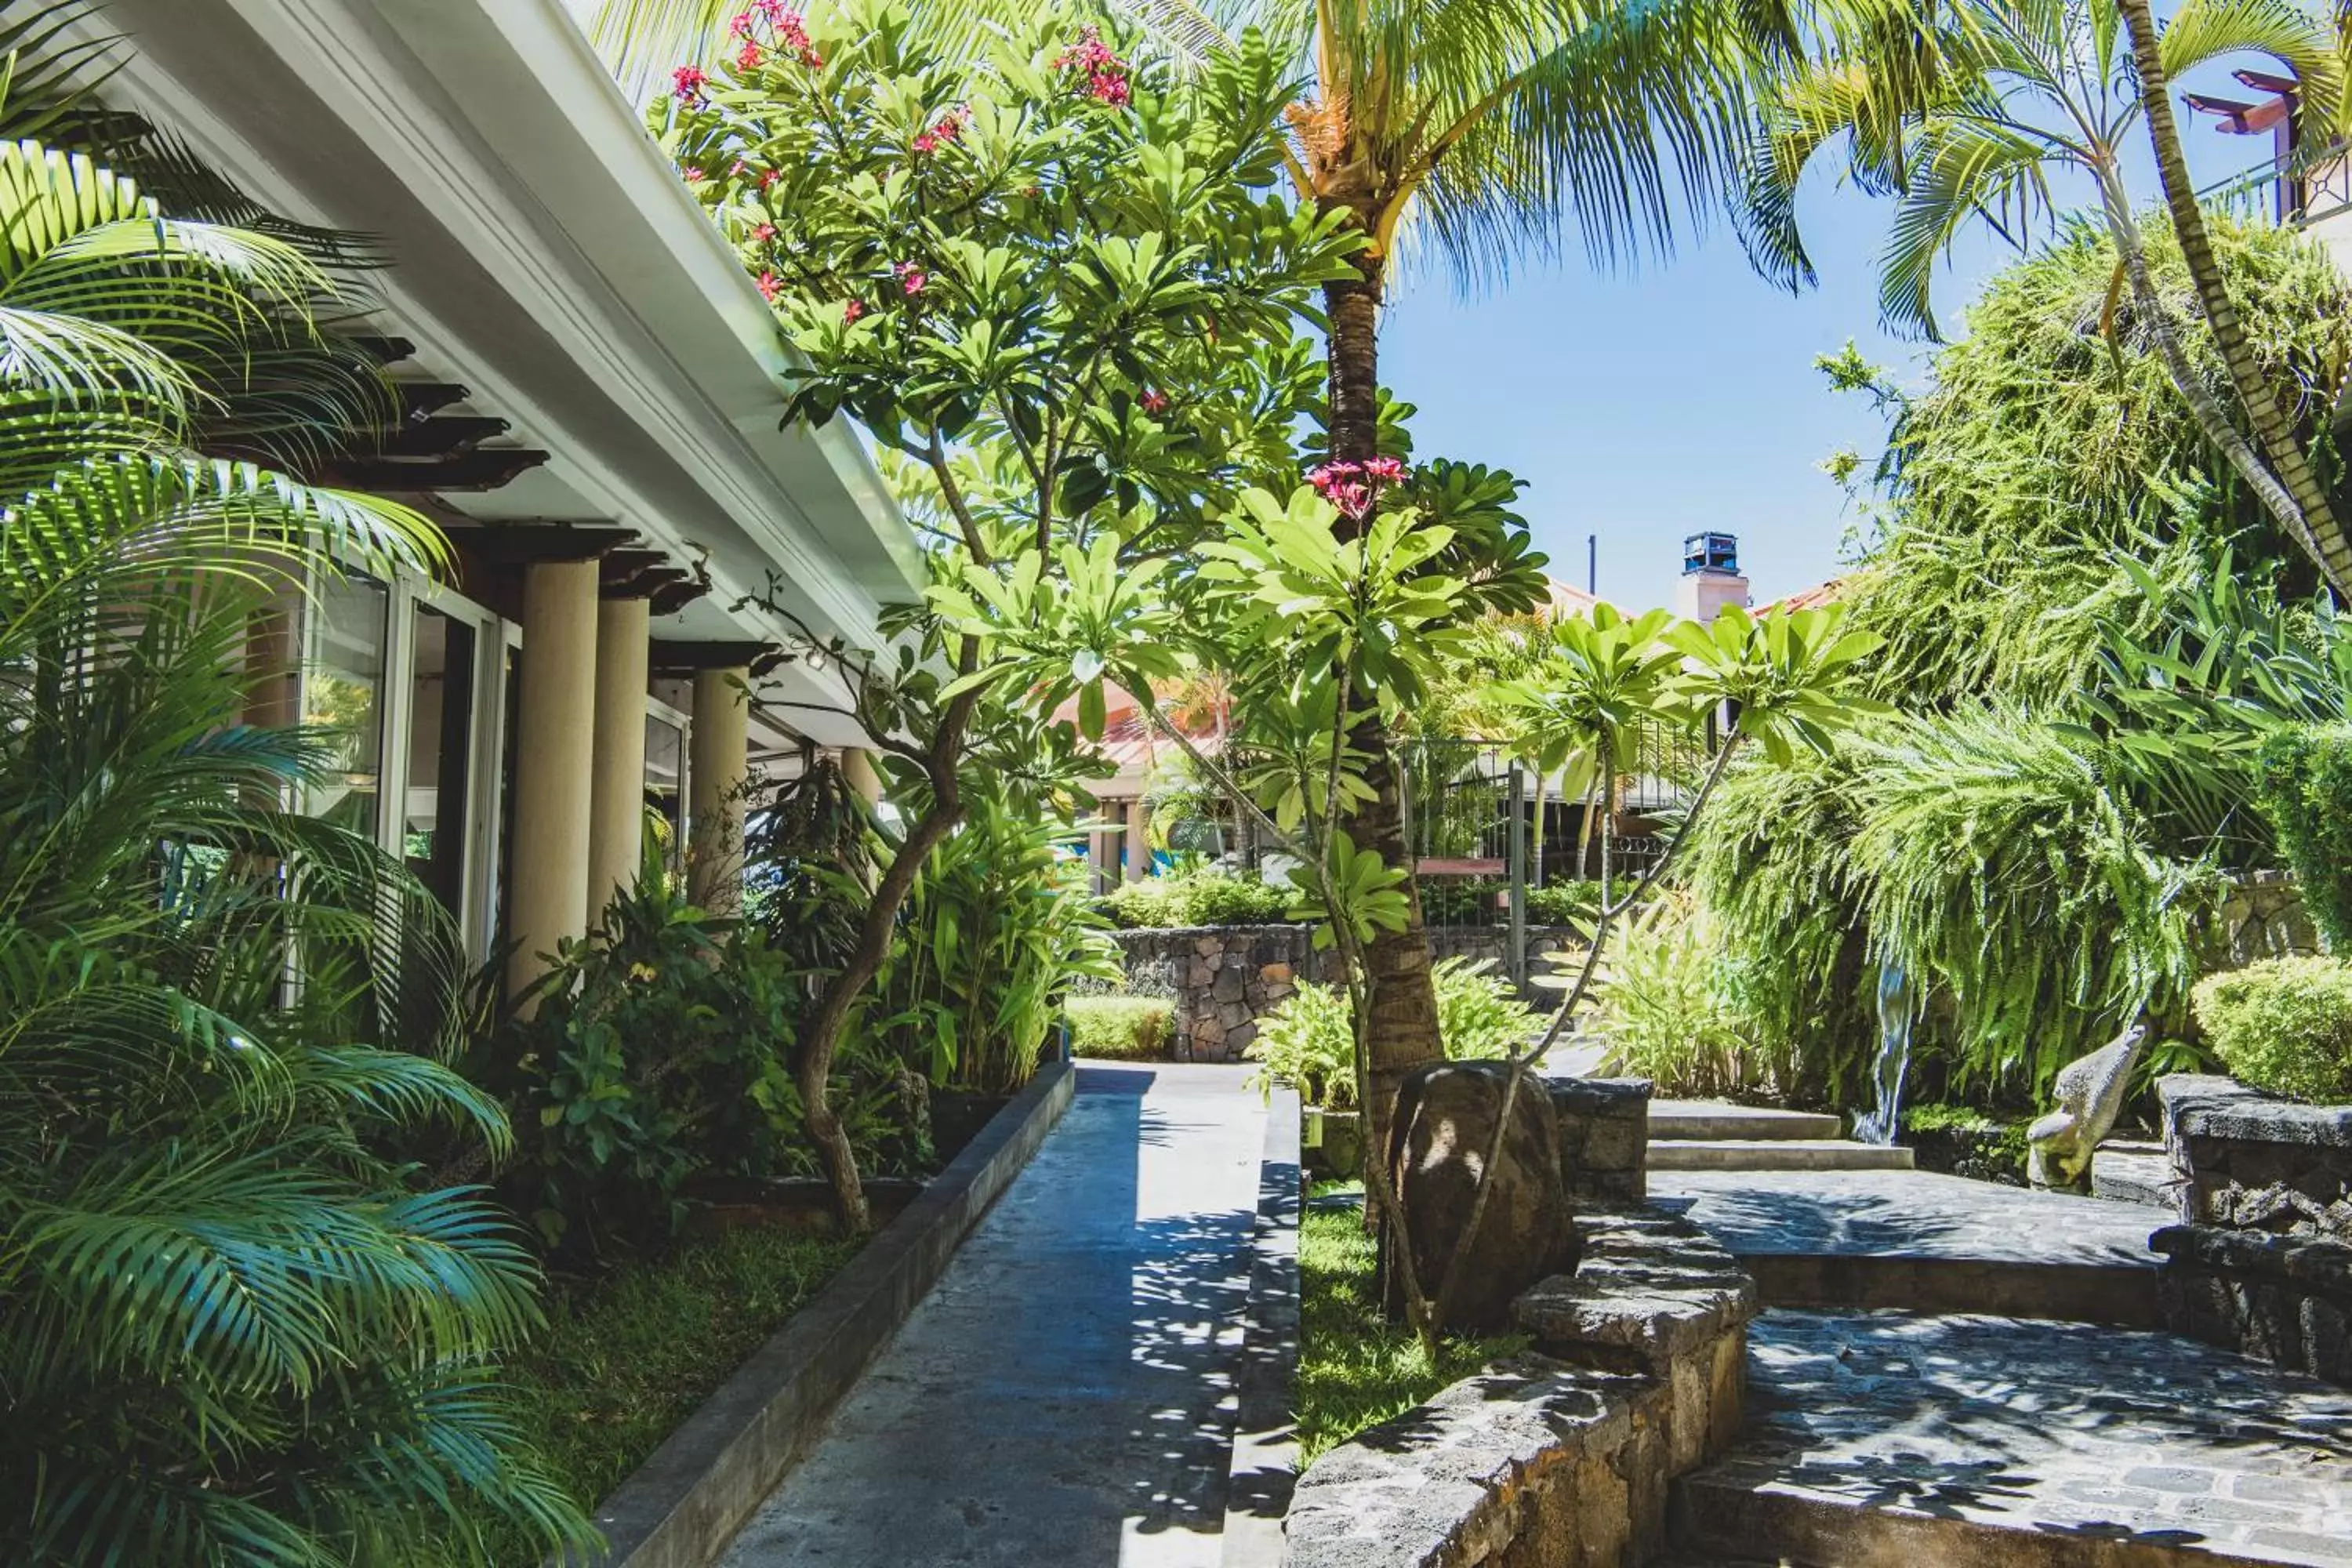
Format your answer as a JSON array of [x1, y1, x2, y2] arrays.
[[716, 1062, 1269, 1568]]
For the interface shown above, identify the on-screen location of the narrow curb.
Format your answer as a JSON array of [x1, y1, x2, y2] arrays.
[[1221, 1083, 1301, 1568], [566, 1060, 1078, 1568]]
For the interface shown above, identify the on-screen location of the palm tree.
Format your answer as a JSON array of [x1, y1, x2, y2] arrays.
[[1744, 0, 2352, 597], [0, 84, 593, 1568]]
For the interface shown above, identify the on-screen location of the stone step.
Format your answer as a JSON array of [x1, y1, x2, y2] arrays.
[[1649, 1138, 1915, 1173], [1673, 1311, 2352, 1568], [2092, 1142, 2173, 1209], [1650, 1102, 1844, 1142]]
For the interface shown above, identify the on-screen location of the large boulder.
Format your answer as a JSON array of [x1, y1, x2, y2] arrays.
[[1388, 1059, 1579, 1332]]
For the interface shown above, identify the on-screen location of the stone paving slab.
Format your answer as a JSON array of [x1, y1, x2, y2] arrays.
[[713, 1063, 1268, 1568], [1653, 1168, 2162, 1268], [1679, 1310, 2352, 1566]]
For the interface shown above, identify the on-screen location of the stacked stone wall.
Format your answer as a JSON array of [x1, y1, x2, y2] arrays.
[[1283, 1212, 1754, 1568], [1107, 924, 1573, 1065], [2156, 1074, 2352, 1387]]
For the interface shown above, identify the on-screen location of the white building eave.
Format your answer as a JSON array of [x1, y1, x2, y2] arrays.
[[91, 0, 920, 731]]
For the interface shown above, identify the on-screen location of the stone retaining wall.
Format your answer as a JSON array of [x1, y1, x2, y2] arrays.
[[1109, 924, 1575, 1065], [2201, 870, 2323, 969], [2156, 1073, 2352, 1387], [1548, 1077, 1650, 1209], [1283, 1210, 1755, 1568]]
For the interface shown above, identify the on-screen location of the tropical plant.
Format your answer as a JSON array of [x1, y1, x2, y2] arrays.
[[1244, 957, 1536, 1107], [0, 122, 590, 1563], [1746, 0, 2352, 596], [1817, 216, 2350, 708], [2252, 724, 2352, 951], [1592, 894, 1770, 1097], [481, 840, 928, 1257], [861, 789, 1123, 1096], [650, 0, 1352, 1228], [2193, 955, 2352, 1102]]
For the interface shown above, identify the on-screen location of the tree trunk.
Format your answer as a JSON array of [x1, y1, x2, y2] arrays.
[[1319, 247, 1447, 1178], [2096, 178, 2338, 585], [792, 684, 982, 1234], [2116, 0, 2352, 598]]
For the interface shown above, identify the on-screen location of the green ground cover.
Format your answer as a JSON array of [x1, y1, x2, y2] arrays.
[[467, 1227, 858, 1560], [1297, 1186, 1526, 1466]]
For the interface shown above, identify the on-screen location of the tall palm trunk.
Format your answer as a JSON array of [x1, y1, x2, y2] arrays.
[[2117, 0, 2352, 598], [1321, 241, 1446, 1178]]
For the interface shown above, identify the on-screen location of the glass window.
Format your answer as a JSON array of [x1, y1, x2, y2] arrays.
[[402, 605, 476, 916], [303, 575, 388, 837]]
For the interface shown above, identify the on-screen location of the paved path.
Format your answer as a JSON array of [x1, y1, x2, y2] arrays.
[[717, 1062, 1268, 1568], [1683, 1309, 2352, 1565]]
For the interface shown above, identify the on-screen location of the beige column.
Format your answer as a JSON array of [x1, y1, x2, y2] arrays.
[[840, 746, 884, 805], [1125, 795, 1150, 883], [688, 665, 751, 913], [586, 596, 651, 928], [506, 559, 599, 999]]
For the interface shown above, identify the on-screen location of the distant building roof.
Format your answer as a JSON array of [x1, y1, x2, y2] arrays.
[[1770, 577, 1847, 612]]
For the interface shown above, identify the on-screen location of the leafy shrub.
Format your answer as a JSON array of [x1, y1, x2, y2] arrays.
[[2254, 725, 2352, 951], [2192, 956, 2352, 1102], [1247, 959, 1541, 1106], [1249, 980, 1358, 1107], [867, 798, 1121, 1094], [490, 859, 927, 1255], [1066, 996, 1177, 1059], [1593, 896, 1769, 1098], [1526, 879, 1609, 927], [1097, 867, 1291, 928]]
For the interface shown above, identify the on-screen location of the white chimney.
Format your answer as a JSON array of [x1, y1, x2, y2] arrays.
[[1674, 532, 1750, 623]]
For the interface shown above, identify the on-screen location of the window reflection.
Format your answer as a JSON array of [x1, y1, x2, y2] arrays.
[[304, 576, 388, 837]]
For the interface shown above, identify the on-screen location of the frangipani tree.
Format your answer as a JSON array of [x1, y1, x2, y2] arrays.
[[597, 0, 1817, 1163], [648, 0, 1356, 1228], [1745, 0, 2352, 597]]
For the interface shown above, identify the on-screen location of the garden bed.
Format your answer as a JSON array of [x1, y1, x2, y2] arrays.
[[1297, 1185, 1527, 1466], [459, 1227, 859, 1563]]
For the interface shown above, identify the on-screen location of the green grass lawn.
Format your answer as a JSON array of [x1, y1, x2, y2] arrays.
[[1296, 1185, 1526, 1467], [468, 1225, 859, 1560]]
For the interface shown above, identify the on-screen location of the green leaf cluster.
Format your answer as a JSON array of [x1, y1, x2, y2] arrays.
[[2252, 724, 2352, 952], [0, 111, 589, 1565]]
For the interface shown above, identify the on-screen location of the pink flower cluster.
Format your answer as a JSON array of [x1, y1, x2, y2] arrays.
[[724, 2, 822, 71], [1053, 25, 1132, 107], [1307, 456, 1406, 520], [911, 108, 965, 156], [1140, 389, 1169, 416], [895, 261, 927, 296], [672, 64, 709, 102], [758, 270, 783, 303]]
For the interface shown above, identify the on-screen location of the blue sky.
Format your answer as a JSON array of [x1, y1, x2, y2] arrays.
[[1377, 82, 2285, 614]]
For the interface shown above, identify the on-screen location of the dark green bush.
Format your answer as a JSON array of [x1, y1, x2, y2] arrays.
[[487, 862, 925, 1256], [1066, 996, 1177, 1058], [2254, 724, 2352, 950], [2191, 956, 2352, 1103], [1526, 879, 1608, 927]]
